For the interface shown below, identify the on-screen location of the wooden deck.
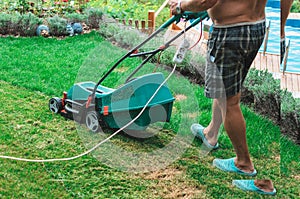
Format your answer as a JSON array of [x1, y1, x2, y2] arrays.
[[251, 52, 300, 98]]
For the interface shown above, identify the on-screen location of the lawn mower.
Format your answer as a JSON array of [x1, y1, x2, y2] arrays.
[[49, 11, 209, 133]]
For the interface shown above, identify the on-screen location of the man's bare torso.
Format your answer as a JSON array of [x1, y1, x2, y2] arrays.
[[208, 0, 267, 25]]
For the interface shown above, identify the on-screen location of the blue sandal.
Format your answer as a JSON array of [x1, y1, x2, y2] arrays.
[[190, 123, 219, 150], [232, 180, 276, 195], [213, 157, 257, 176]]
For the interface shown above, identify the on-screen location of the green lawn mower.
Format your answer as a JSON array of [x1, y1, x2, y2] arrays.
[[49, 11, 209, 133]]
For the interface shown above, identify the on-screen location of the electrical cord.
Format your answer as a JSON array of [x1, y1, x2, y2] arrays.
[[0, 15, 198, 163], [189, 20, 203, 50], [0, 64, 178, 163]]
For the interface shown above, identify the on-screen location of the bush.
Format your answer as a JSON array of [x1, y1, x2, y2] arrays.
[[291, 1, 300, 13], [65, 13, 88, 24], [99, 21, 147, 48], [16, 12, 43, 36], [84, 8, 103, 29], [243, 69, 300, 144], [281, 89, 300, 143], [99, 21, 122, 40], [0, 12, 41, 36], [243, 69, 281, 122], [47, 15, 68, 36], [0, 13, 15, 35]]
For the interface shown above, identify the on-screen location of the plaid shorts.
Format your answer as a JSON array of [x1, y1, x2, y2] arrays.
[[205, 20, 266, 98]]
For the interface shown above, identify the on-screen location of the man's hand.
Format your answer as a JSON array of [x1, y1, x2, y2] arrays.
[[169, 0, 218, 15], [169, 0, 181, 15]]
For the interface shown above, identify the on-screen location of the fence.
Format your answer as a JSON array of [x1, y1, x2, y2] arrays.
[[115, 10, 156, 34], [115, 0, 170, 34]]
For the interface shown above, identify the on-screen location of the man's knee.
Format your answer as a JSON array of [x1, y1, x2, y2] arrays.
[[226, 93, 241, 108]]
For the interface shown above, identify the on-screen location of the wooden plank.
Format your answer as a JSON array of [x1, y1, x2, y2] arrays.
[[297, 74, 300, 92], [266, 53, 273, 72], [251, 53, 259, 69], [281, 74, 288, 90], [128, 18, 133, 27], [254, 52, 261, 70], [261, 54, 268, 71], [135, 20, 139, 29], [141, 20, 146, 32], [286, 73, 293, 92], [148, 10, 155, 33], [292, 73, 299, 92], [257, 53, 262, 70], [291, 73, 300, 92], [258, 53, 263, 68], [270, 54, 276, 72], [273, 54, 280, 73]]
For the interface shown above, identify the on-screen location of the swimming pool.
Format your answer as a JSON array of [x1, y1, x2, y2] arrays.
[[284, 22, 300, 73], [264, 1, 300, 73], [259, 7, 280, 56]]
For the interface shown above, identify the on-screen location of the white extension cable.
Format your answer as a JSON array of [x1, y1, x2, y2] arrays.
[[0, 64, 177, 163]]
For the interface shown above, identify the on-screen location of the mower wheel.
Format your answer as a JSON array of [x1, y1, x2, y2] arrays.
[[49, 97, 63, 113], [85, 111, 101, 133]]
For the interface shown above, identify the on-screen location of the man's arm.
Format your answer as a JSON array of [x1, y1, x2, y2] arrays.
[[169, 0, 218, 15], [281, 0, 293, 38]]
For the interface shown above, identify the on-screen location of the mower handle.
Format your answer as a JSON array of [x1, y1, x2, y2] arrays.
[[160, 11, 209, 29], [89, 11, 209, 102]]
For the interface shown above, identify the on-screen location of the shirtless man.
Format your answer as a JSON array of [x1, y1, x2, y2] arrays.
[[169, 0, 276, 195]]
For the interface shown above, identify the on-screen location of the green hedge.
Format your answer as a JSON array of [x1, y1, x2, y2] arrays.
[[243, 69, 300, 143], [0, 9, 103, 37], [0, 12, 42, 36]]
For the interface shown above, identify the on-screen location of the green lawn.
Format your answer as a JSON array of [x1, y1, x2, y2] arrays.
[[0, 32, 299, 198]]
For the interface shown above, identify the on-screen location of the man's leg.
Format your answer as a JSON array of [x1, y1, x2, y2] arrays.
[[203, 99, 224, 146], [281, 0, 293, 39], [222, 93, 254, 173]]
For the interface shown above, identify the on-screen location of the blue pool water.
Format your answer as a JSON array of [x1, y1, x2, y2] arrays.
[[284, 22, 300, 73], [259, 7, 280, 56], [264, 1, 300, 73]]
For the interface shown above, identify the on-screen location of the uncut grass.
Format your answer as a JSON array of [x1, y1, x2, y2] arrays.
[[0, 32, 299, 198]]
